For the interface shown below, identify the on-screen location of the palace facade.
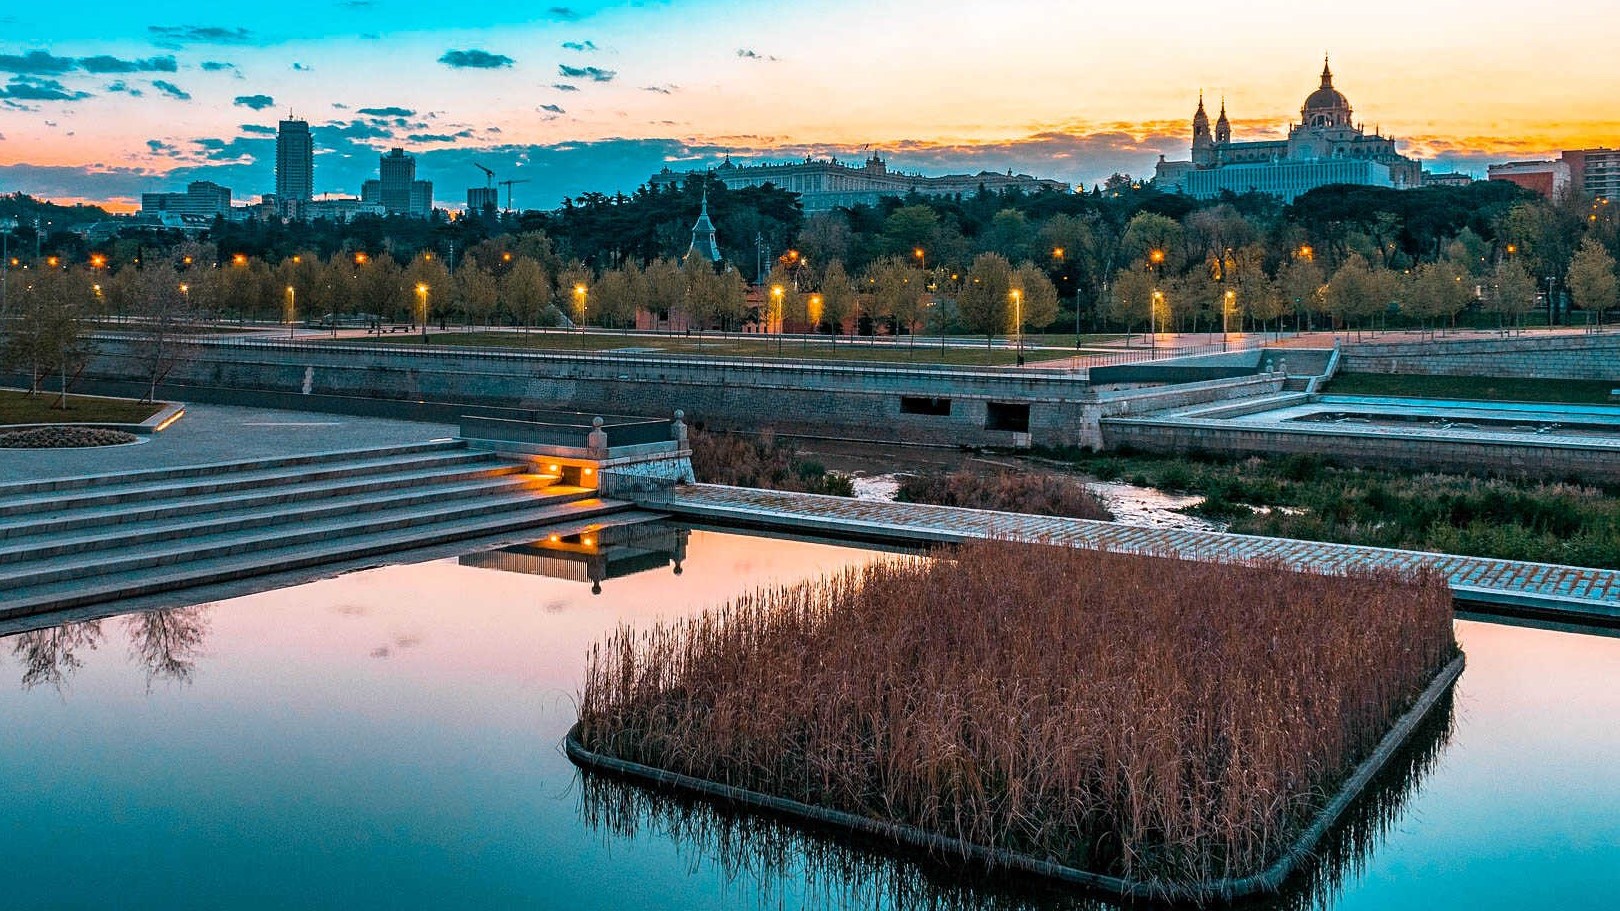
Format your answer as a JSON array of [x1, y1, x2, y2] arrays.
[[1154, 60, 1423, 202]]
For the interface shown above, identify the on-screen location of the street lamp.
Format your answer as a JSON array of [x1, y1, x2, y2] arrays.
[[0, 217, 15, 330], [573, 283, 587, 328], [285, 286, 295, 339], [913, 247, 925, 272], [1223, 288, 1236, 349], [770, 284, 784, 352], [416, 283, 430, 343], [1011, 288, 1023, 366], [1150, 289, 1165, 352]]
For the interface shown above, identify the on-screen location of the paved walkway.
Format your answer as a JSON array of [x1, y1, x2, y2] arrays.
[[0, 403, 454, 485], [652, 485, 1620, 622]]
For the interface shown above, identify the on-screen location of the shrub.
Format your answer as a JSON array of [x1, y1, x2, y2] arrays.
[[895, 470, 1111, 520], [0, 426, 136, 448], [688, 428, 853, 496], [578, 540, 1457, 891]]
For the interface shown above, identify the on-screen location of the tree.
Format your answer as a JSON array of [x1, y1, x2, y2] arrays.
[[1010, 262, 1059, 335], [404, 253, 451, 327], [4, 265, 91, 402], [1323, 255, 1384, 334], [1567, 237, 1618, 324], [457, 263, 499, 329], [1487, 258, 1538, 332], [865, 257, 922, 339], [591, 264, 642, 330], [128, 262, 199, 402], [1277, 258, 1325, 330], [642, 257, 685, 326], [354, 253, 406, 323], [983, 209, 1034, 262], [818, 260, 855, 337], [501, 257, 553, 331], [957, 252, 1014, 345], [762, 263, 799, 335], [558, 261, 591, 326], [1406, 261, 1472, 334], [1107, 267, 1155, 337]]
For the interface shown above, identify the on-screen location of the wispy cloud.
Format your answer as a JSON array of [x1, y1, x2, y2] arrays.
[[200, 61, 242, 77], [736, 49, 778, 62], [561, 40, 598, 52], [0, 75, 91, 101], [439, 49, 514, 69], [539, 103, 566, 114], [642, 84, 678, 95], [106, 81, 144, 97], [548, 6, 582, 20], [551, 83, 579, 92], [233, 94, 275, 110], [148, 25, 254, 48], [80, 55, 177, 74], [151, 80, 192, 101], [0, 51, 78, 75], [558, 64, 615, 82], [358, 106, 414, 117]]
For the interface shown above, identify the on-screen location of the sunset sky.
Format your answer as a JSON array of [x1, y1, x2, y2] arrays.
[[2, 0, 1618, 210]]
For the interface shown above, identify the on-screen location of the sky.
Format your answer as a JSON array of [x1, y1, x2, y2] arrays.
[[1, 0, 1618, 212]]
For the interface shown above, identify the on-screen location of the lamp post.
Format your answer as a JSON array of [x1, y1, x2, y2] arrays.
[[416, 283, 430, 343], [770, 284, 784, 353], [285, 286, 295, 339], [1011, 288, 1023, 366], [0, 217, 14, 331], [573, 283, 587, 330], [1223, 288, 1235, 350], [1150, 290, 1164, 352]]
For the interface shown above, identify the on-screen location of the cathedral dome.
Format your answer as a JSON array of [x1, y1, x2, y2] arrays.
[[1300, 58, 1351, 127], [1303, 85, 1348, 112]]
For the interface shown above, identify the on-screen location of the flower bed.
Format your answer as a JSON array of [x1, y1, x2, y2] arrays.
[[0, 426, 138, 448]]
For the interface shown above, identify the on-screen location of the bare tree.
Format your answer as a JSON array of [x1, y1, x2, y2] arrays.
[[128, 262, 200, 403]]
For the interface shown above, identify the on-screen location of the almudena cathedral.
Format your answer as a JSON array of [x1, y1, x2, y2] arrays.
[[1153, 59, 1425, 201]]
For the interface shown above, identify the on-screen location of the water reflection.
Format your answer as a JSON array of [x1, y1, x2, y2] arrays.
[[576, 691, 1457, 911], [5, 605, 210, 691], [460, 521, 690, 595]]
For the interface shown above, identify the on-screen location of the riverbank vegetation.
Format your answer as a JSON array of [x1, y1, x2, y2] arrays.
[[895, 469, 1110, 520], [687, 428, 854, 496], [1046, 448, 1620, 569], [577, 539, 1457, 891]]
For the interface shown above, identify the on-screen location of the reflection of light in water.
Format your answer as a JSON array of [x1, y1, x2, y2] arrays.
[[577, 690, 1456, 911], [459, 522, 690, 596]]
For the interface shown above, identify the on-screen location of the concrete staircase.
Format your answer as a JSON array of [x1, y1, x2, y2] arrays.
[[0, 440, 633, 620]]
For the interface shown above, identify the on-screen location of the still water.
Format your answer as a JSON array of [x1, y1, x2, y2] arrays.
[[2, 523, 1617, 910]]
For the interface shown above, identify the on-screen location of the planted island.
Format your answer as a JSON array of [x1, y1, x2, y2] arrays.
[[571, 539, 1460, 901]]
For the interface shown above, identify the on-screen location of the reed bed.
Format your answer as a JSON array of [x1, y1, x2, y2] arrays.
[[577, 540, 1456, 891], [896, 470, 1111, 521]]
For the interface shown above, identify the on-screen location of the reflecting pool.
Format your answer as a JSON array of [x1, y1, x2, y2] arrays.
[[2, 523, 1617, 909]]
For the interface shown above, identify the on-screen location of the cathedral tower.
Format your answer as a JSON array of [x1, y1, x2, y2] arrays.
[[1192, 93, 1215, 168]]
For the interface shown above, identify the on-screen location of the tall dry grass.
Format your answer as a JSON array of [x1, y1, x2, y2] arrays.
[[896, 470, 1111, 521], [578, 540, 1456, 891]]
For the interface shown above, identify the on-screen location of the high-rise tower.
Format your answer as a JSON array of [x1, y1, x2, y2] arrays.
[[274, 118, 313, 219], [379, 148, 416, 215]]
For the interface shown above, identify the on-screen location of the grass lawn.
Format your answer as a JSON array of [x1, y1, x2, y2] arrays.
[[341, 330, 1088, 367], [0, 388, 161, 425], [1325, 372, 1620, 405]]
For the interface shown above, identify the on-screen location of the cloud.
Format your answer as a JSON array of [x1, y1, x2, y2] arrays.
[[538, 103, 566, 114], [0, 76, 91, 101], [736, 49, 778, 62], [200, 61, 242, 77], [106, 81, 145, 97], [0, 51, 77, 75], [358, 106, 415, 117], [321, 119, 394, 140], [407, 133, 456, 142], [439, 49, 514, 69], [561, 40, 598, 52], [148, 25, 254, 47], [291, 62, 313, 71], [558, 64, 615, 82], [80, 55, 178, 74], [233, 94, 275, 110], [152, 80, 192, 101], [548, 6, 582, 19], [240, 124, 276, 134], [551, 83, 579, 92], [642, 84, 677, 95]]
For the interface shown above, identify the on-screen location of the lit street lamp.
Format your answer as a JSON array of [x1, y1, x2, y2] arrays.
[[770, 284, 784, 353], [1150, 289, 1165, 352], [1011, 288, 1024, 366], [1223, 288, 1236, 349], [416, 283, 430, 343], [573, 283, 587, 329], [285, 285, 296, 339]]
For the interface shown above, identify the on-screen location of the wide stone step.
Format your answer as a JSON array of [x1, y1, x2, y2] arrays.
[[0, 473, 562, 565], [0, 486, 594, 592], [0, 438, 466, 499], [0, 460, 545, 542], [0, 449, 499, 520], [0, 497, 638, 621]]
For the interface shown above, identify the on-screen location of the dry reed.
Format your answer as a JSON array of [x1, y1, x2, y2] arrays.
[[896, 470, 1111, 521], [577, 540, 1456, 890]]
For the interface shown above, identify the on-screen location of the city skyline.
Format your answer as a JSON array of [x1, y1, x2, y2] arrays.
[[3, 0, 1619, 210]]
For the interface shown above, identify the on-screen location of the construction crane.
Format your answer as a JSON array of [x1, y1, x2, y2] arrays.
[[498, 178, 531, 213], [472, 162, 494, 188]]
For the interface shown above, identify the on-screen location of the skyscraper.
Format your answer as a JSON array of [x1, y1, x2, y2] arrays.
[[274, 118, 313, 219], [379, 148, 415, 215]]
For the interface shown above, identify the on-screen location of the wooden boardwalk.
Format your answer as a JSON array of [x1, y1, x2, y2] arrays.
[[650, 485, 1620, 623]]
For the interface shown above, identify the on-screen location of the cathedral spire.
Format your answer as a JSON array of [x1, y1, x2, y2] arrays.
[[1321, 55, 1333, 88], [1215, 97, 1231, 144]]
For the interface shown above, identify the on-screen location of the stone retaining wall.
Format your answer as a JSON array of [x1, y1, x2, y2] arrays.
[[1102, 419, 1620, 484], [1341, 334, 1620, 380]]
